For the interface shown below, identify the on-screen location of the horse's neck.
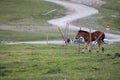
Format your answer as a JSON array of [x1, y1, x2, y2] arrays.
[[81, 32, 89, 37], [81, 32, 89, 41]]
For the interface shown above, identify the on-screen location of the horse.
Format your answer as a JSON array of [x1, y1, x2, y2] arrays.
[[75, 30, 105, 53]]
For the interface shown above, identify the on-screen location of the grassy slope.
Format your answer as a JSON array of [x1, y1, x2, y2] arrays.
[[0, 0, 66, 26], [97, 0, 120, 31], [0, 0, 68, 41], [0, 30, 63, 41], [0, 1, 119, 80], [0, 28, 75, 41], [0, 44, 120, 80]]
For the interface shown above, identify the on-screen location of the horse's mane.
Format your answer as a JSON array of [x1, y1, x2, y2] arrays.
[[79, 30, 89, 34]]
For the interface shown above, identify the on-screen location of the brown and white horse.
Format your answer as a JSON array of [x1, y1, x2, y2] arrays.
[[75, 30, 105, 53]]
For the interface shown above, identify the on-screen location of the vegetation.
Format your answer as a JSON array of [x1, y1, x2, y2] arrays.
[[0, 0, 66, 26], [0, 1, 119, 79], [0, 28, 75, 42], [98, 0, 120, 31], [0, 30, 63, 41], [0, 44, 120, 80]]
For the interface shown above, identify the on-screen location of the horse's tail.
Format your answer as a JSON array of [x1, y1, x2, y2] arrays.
[[101, 33, 105, 42]]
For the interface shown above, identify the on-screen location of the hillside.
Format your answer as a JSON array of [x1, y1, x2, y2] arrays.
[[71, 0, 120, 32], [0, 0, 66, 26]]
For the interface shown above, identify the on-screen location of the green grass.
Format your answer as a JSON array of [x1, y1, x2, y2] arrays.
[[0, 44, 120, 80], [0, 1, 120, 79], [0, 0, 67, 26], [98, 0, 120, 31], [0, 30, 63, 41], [0, 29, 75, 42]]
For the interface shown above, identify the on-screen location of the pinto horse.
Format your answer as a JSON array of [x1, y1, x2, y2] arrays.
[[75, 30, 105, 53]]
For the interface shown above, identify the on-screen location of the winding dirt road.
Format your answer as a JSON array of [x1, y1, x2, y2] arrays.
[[46, 0, 98, 30]]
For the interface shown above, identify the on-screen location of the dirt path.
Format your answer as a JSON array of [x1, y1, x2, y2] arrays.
[[46, 0, 98, 30]]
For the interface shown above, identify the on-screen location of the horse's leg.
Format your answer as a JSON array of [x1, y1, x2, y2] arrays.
[[82, 42, 88, 53], [97, 40, 104, 53], [84, 42, 91, 53], [97, 41, 101, 53], [101, 41, 105, 52], [88, 41, 93, 53]]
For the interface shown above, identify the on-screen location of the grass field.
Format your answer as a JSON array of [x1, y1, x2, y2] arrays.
[[0, 0, 66, 26], [0, 30, 63, 41], [0, 44, 120, 80], [98, 0, 120, 31], [0, 28, 75, 42], [0, 1, 120, 79]]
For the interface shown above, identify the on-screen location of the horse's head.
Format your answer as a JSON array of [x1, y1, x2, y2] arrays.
[[75, 30, 82, 39], [75, 30, 89, 39]]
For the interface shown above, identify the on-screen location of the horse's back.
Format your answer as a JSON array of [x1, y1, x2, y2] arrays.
[[92, 31, 105, 41]]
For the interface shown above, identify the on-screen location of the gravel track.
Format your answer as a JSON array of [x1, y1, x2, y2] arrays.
[[46, 0, 98, 30]]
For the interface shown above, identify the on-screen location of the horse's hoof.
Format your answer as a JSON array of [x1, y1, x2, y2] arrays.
[[89, 50, 91, 52], [82, 50, 85, 53], [81, 51, 85, 54], [96, 50, 99, 53], [102, 47, 104, 53]]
